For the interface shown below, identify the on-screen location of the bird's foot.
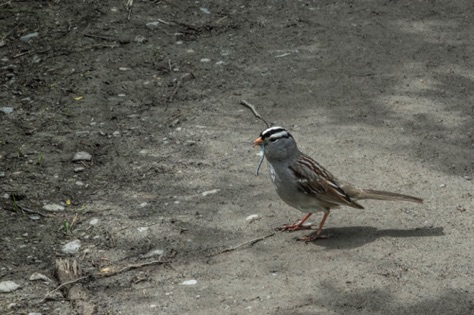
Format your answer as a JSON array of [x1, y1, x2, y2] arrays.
[[276, 221, 312, 232], [297, 230, 329, 242]]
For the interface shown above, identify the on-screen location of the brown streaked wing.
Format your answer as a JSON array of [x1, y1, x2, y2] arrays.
[[291, 155, 364, 209]]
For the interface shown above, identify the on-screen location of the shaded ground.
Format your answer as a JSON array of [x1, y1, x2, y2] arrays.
[[1, 0, 473, 314]]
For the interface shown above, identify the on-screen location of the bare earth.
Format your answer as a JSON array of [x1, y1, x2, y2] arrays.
[[1, 1, 473, 314]]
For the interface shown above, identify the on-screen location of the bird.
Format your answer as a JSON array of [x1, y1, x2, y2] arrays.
[[253, 126, 423, 241]]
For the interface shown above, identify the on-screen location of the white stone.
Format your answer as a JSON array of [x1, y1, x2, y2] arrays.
[[246, 214, 260, 223], [181, 279, 197, 285], [29, 272, 53, 282], [72, 151, 92, 162], [0, 281, 20, 293], [89, 218, 99, 225], [61, 240, 81, 255], [42, 204, 65, 212], [202, 189, 220, 196]]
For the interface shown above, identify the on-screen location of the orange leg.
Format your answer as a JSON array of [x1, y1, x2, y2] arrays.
[[298, 211, 330, 242], [276, 212, 313, 231]]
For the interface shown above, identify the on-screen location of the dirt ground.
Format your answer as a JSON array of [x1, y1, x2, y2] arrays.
[[1, 0, 473, 314]]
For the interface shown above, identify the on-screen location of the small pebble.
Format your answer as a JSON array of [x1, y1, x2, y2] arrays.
[[29, 272, 53, 282], [202, 189, 220, 196], [146, 21, 160, 29], [200, 58, 211, 63], [20, 32, 39, 42], [61, 240, 81, 255], [139, 202, 149, 208], [74, 167, 85, 173], [0, 107, 14, 114], [141, 249, 164, 258], [137, 227, 149, 233], [463, 176, 472, 181], [440, 184, 446, 188], [246, 214, 260, 223], [181, 279, 197, 285], [42, 204, 65, 212], [89, 218, 99, 225], [0, 281, 21, 293], [75, 131, 90, 137], [200, 7, 210, 14], [112, 131, 120, 137], [72, 151, 92, 162], [75, 181, 84, 186]]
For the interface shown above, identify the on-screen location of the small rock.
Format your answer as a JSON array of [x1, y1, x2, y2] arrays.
[[112, 131, 120, 137], [202, 189, 220, 196], [139, 202, 149, 208], [0, 280, 21, 293], [75, 131, 90, 137], [42, 204, 65, 212], [463, 176, 472, 181], [0, 107, 14, 114], [75, 181, 84, 186], [139, 149, 148, 155], [246, 214, 260, 223], [74, 167, 85, 173], [20, 32, 39, 42], [185, 140, 196, 146], [146, 21, 160, 29], [29, 272, 53, 282], [141, 249, 164, 258], [72, 151, 92, 162], [440, 184, 446, 188], [0, 171, 5, 177], [28, 313, 42, 315], [61, 240, 81, 255], [137, 227, 149, 233], [200, 58, 211, 63], [29, 215, 41, 220], [89, 218, 99, 226], [7, 303, 16, 309], [118, 67, 130, 71], [134, 35, 146, 43], [200, 7, 211, 14], [181, 279, 197, 285]]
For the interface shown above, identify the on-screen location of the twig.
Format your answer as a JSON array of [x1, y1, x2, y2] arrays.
[[126, 0, 134, 20], [0, 23, 20, 42], [168, 80, 181, 102], [98, 260, 170, 277], [83, 33, 130, 44], [239, 100, 270, 127], [18, 205, 51, 217], [41, 276, 88, 302], [157, 18, 171, 25], [211, 232, 276, 256]]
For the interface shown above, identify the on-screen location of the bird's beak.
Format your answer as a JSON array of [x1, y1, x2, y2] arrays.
[[253, 137, 264, 146]]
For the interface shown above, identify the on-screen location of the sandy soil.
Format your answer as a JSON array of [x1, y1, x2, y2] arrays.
[[1, 1, 473, 314]]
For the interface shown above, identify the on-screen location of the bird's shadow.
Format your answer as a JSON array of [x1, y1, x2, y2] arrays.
[[302, 226, 445, 249]]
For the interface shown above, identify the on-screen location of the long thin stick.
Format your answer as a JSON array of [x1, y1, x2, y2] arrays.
[[41, 276, 88, 302], [239, 100, 270, 127], [98, 260, 170, 277], [211, 232, 276, 256]]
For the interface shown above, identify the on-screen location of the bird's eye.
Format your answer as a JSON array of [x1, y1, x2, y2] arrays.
[[269, 138, 278, 143]]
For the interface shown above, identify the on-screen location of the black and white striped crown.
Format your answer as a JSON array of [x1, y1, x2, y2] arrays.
[[260, 126, 293, 141]]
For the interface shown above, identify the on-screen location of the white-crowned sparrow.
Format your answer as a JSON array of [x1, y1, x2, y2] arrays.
[[254, 126, 423, 241]]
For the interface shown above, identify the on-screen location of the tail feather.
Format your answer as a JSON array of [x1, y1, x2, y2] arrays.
[[357, 189, 423, 204]]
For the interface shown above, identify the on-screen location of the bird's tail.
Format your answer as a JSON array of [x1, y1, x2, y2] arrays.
[[356, 189, 423, 204]]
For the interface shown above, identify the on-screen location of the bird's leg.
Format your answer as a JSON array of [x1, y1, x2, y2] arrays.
[[276, 212, 313, 231], [299, 210, 330, 241]]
